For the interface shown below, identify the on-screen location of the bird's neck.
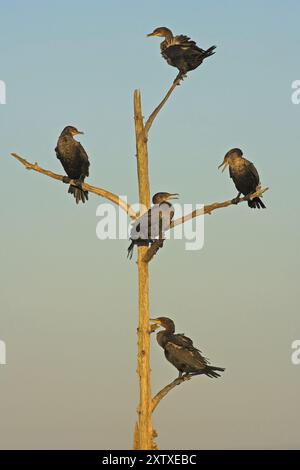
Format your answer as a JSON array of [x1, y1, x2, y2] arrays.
[[163, 30, 173, 42], [61, 133, 74, 140], [157, 331, 170, 348], [229, 156, 245, 170], [160, 30, 174, 48], [159, 201, 172, 208]]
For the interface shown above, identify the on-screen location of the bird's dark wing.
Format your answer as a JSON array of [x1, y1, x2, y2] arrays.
[[245, 159, 260, 187], [55, 145, 61, 160], [173, 333, 207, 357], [146, 204, 174, 239], [165, 341, 208, 371], [230, 158, 260, 196], [173, 333, 194, 349], [174, 35, 196, 46], [75, 141, 90, 178], [131, 203, 175, 241], [130, 209, 151, 240], [174, 35, 206, 53], [159, 204, 174, 234]]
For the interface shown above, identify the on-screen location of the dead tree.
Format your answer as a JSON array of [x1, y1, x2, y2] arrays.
[[11, 78, 268, 450]]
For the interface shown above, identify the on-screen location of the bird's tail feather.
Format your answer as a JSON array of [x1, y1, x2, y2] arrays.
[[205, 366, 225, 379], [248, 197, 266, 209], [127, 241, 135, 260], [68, 185, 89, 204], [189, 366, 225, 379], [204, 45, 217, 57]]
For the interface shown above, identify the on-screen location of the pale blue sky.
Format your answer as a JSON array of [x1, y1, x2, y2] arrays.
[[0, 0, 300, 449]]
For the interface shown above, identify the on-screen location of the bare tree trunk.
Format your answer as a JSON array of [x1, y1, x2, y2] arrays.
[[133, 90, 153, 450]]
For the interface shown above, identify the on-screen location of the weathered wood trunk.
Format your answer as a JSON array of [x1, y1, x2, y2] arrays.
[[133, 90, 153, 449]]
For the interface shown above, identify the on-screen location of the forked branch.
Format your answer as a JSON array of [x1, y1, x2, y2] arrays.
[[143, 239, 164, 263], [11, 152, 137, 219]]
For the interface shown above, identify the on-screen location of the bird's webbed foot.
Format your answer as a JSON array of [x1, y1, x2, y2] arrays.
[[231, 193, 241, 205], [174, 72, 187, 85], [62, 176, 71, 184], [179, 373, 192, 381], [231, 197, 239, 205], [74, 175, 85, 189], [156, 238, 165, 249]]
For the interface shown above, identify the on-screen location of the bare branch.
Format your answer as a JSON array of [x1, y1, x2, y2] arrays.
[[144, 78, 181, 136], [151, 375, 192, 413], [171, 186, 269, 228], [142, 187, 269, 262], [142, 239, 164, 263], [11, 152, 137, 219]]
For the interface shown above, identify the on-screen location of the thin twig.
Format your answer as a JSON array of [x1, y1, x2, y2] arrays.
[[11, 153, 137, 219], [151, 375, 192, 413], [144, 78, 181, 136]]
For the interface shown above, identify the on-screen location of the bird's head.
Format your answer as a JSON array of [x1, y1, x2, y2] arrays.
[[218, 148, 243, 172], [147, 27, 173, 39], [150, 317, 175, 333], [61, 126, 84, 137], [152, 192, 179, 205]]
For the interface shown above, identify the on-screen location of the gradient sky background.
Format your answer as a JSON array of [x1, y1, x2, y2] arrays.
[[1, 0, 300, 449]]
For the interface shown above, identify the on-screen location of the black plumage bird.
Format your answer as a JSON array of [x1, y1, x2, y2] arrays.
[[150, 317, 225, 379], [55, 126, 90, 204], [218, 148, 266, 209], [127, 192, 178, 259], [147, 27, 216, 82]]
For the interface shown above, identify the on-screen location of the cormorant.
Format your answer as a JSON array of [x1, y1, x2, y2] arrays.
[[218, 148, 266, 209], [127, 192, 178, 259], [55, 126, 90, 204], [147, 27, 216, 81], [150, 317, 225, 379]]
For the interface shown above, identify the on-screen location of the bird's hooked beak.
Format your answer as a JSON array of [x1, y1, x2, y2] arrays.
[[166, 193, 179, 200], [218, 159, 229, 173], [150, 318, 161, 332], [71, 129, 84, 136], [147, 31, 160, 37]]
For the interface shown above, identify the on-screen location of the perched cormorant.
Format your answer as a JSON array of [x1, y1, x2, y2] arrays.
[[150, 317, 225, 379], [147, 27, 216, 81], [218, 148, 266, 209], [55, 126, 90, 204], [127, 192, 178, 259]]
